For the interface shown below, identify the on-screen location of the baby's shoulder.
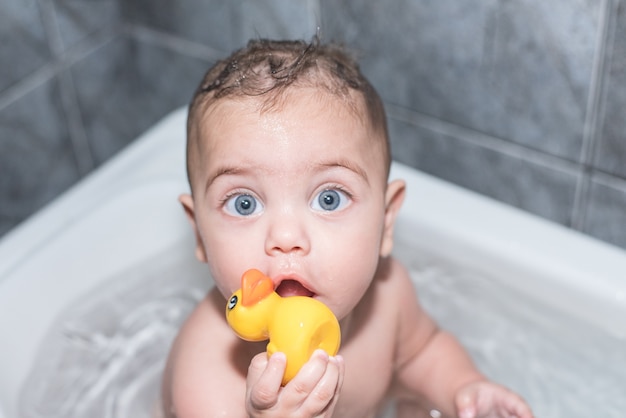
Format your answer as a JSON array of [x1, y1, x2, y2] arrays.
[[175, 287, 228, 339], [163, 287, 251, 416], [164, 288, 231, 377], [372, 255, 436, 335]]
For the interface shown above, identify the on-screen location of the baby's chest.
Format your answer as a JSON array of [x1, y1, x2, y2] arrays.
[[338, 362, 393, 416]]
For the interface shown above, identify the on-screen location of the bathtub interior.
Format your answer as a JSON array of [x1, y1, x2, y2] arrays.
[[1, 107, 626, 418], [17, 246, 209, 418]]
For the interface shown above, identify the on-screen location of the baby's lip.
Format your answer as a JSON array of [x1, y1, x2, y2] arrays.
[[275, 279, 315, 298]]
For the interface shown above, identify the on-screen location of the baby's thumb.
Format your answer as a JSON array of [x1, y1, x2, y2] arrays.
[[455, 383, 479, 418]]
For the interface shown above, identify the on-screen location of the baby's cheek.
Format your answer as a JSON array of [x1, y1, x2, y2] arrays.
[[326, 268, 375, 319], [206, 257, 240, 296]]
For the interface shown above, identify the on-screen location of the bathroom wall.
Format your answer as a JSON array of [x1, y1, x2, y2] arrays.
[[2, 0, 626, 251]]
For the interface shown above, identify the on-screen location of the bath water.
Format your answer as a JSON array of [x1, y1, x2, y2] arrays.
[[18, 241, 626, 417]]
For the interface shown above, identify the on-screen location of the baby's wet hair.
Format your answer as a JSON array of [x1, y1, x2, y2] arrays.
[[186, 37, 390, 191]]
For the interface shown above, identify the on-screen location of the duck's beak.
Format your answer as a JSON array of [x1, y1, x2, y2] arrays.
[[241, 269, 274, 306]]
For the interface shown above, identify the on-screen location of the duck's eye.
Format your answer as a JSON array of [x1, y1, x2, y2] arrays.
[[228, 295, 238, 310]]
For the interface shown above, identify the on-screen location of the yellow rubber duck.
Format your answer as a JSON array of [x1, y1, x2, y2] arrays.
[[226, 269, 341, 385]]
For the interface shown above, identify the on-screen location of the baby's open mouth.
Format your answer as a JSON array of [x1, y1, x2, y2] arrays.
[[276, 279, 315, 298]]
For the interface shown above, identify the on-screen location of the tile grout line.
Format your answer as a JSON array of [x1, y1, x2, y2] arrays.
[[571, 0, 614, 230], [123, 23, 224, 62], [0, 28, 118, 112], [37, 0, 96, 176], [0, 65, 57, 112], [386, 102, 582, 177], [590, 170, 626, 193], [36, 0, 63, 57]]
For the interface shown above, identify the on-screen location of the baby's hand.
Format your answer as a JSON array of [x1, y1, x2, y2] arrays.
[[455, 380, 534, 418], [245, 350, 344, 417]]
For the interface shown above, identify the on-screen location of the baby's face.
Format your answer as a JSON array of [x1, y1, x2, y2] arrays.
[[189, 89, 392, 319]]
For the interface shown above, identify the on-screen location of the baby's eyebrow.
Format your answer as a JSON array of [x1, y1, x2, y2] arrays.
[[204, 160, 369, 193], [317, 159, 369, 184], [205, 166, 248, 192]]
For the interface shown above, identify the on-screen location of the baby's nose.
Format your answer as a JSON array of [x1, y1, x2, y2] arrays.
[[264, 210, 310, 255]]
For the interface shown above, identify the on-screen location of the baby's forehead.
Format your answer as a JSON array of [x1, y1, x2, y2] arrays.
[[188, 90, 389, 189], [196, 95, 380, 161]]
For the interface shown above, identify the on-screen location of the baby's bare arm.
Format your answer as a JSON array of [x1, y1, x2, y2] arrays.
[[390, 260, 533, 418], [397, 329, 485, 414], [391, 261, 484, 415]]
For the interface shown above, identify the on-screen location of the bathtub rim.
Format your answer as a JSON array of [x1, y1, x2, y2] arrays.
[[390, 162, 626, 338]]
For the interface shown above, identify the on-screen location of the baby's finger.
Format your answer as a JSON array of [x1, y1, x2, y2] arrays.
[[246, 352, 286, 411], [455, 381, 535, 418], [497, 392, 535, 418], [455, 381, 482, 418], [316, 355, 344, 416], [297, 351, 344, 416], [282, 350, 330, 407]]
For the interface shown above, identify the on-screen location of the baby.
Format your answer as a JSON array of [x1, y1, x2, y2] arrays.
[[162, 38, 534, 418]]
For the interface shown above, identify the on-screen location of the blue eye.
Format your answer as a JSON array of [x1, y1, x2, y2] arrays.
[[225, 193, 263, 216], [312, 189, 350, 212]]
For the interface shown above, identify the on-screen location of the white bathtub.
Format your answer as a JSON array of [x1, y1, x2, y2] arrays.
[[1, 107, 625, 418]]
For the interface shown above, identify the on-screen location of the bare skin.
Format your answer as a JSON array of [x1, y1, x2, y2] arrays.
[[162, 89, 534, 418]]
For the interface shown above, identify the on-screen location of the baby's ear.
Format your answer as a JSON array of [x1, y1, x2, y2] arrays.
[[380, 179, 406, 257], [179, 194, 208, 263]]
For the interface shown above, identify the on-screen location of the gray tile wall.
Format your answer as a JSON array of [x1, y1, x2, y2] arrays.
[[2, 0, 626, 251]]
